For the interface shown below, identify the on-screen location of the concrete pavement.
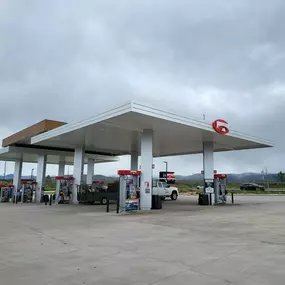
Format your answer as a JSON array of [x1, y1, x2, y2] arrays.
[[0, 195, 285, 284]]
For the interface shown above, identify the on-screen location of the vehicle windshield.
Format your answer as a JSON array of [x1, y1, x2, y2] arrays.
[[162, 182, 169, 188]]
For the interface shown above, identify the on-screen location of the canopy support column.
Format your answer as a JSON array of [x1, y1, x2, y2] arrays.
[[56, 157, 65, 203], [130, 151, 138, 171], [203, 141, 214, 204], [13, 156, 23, 202], [36, 155, 47, 203], [87, 158, 94, 185], [72, 146, 85, 204], [140, 130, 153, 211]]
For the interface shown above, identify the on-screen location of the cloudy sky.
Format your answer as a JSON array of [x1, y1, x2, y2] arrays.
[[0, 0, 284, 176]]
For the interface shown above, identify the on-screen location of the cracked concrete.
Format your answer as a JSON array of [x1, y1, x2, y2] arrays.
[[0, 195, 285, 284]]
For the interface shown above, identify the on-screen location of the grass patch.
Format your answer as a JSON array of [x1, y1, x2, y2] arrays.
[[44, 187, 56, 191], [45, 190, 55, 195], [43, 183, 285, 196], [174, 183, 285, 195], [230, 190, 285, 195]]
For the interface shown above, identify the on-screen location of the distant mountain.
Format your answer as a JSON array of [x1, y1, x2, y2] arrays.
[[176, 174, 204, 182], [0, 174, 32, 180], [176, 172, 279, 183], [0, 174, 13, 180], [0, 173, 280, 183], [83, 174, 117, 182]]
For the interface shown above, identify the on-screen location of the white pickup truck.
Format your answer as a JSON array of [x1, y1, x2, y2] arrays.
[[152, 181, 179, 200]]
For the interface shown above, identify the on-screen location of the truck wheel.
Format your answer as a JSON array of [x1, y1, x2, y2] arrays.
[[171, 191, 178, 201], [101, 197, 108, 205]]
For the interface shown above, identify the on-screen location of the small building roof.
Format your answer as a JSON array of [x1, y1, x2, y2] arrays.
[[0, 146, 119, 165], [2, 119, 66, 147], [30, 101, 273, 157]]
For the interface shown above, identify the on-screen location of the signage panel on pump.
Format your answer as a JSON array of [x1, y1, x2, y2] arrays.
[[205, 187, 214, 194], [117, 170, 141, 176]]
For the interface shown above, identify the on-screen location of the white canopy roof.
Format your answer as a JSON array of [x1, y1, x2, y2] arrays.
[[31, 101, 273, 157]]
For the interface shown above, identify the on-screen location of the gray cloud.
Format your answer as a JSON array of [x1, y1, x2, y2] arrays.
[[0, 0, 284, 176]]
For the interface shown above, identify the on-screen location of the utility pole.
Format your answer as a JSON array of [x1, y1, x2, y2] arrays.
[[3, 161, 6, 180], [261, 169, 265, 185], [264, 168, 269, 189], [163, 161, 168, 183], [262, 168, 270, 189]]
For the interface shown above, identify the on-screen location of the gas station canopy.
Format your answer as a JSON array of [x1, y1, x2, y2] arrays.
[[30, 101, 273, 156], [0, 101, 274, 210]]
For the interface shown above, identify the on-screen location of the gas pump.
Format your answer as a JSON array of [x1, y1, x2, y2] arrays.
[[55, 176, 73, 204], [20, 179, 37, 203], [117, 170, 141, 211], [204, 180, 215, 205], [200, 173, 228, 205], [214, 174, 228, 204], [0, 184, 13, 202]]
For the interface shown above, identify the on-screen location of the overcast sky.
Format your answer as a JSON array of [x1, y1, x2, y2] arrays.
[[0, 0, 284, 176]]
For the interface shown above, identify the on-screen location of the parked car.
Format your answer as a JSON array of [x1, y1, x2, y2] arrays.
[[240, 183, 265, 190], [77, 183, 118, 205], [152, 181, 179, 200]]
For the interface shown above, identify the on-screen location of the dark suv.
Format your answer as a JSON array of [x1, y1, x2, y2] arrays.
[[240, 183, 265, 190]]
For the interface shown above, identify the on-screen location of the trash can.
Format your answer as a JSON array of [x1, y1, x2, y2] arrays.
[[198, 193, 210, 205], [156, 196, 162, 209], [43, 194, 49, 205], [152, 195, 162, 209], [151, 195, 157, 209]]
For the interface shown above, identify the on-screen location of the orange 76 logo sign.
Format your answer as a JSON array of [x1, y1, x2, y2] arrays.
[[212, 119, 229, 135]]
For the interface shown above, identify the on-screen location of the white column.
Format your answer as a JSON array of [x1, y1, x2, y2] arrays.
[[203, 142, 214, 180], [203, 141, 214, 203], [13, 157, 23, 201], [72, 146, 85, 204], [87, 158, 94, 184], [119, 175, 126, 210], [36, 155, 47, 203], [130, 151, 138, 170], [130, 151, 138, 187], [56, 157, 65, 203], [140, 130, 153, 210]]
